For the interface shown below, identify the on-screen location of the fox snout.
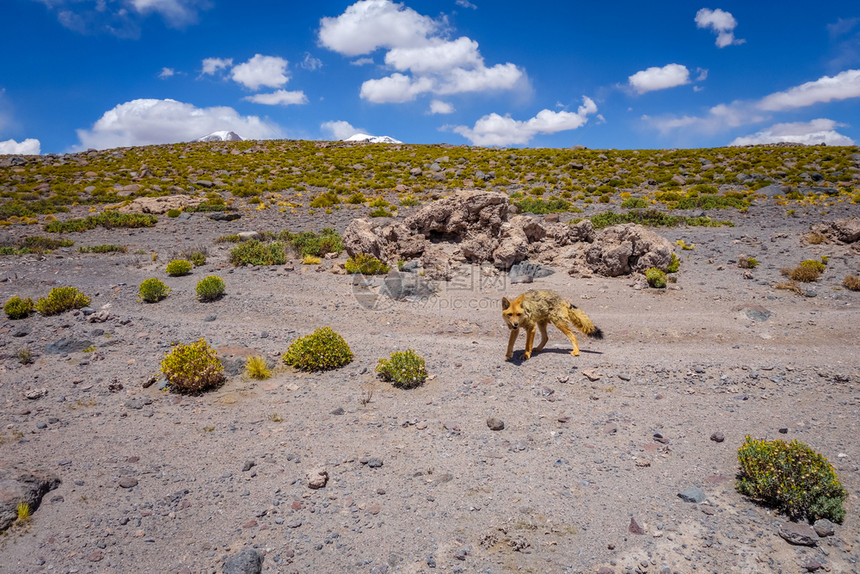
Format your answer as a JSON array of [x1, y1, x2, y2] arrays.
[[508, 321, 518, 329]]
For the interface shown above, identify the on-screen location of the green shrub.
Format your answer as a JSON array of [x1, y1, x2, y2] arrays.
[[160, 338, 225, 393], [369, 207, 393, 217], [589, 209, 733, 230], [345, 253, 390, 275], [138, 278, 170, 303], [514, 197, 572, 214], [44, 212, 157, 233], [785, 259, 825, 282], [196, 275, 225, 301], [645, 267, 667, 288], [166, 208, 181, 218], [35, 287, 91, 316], [282, 326, 353, 372], [4, 296, 35, 319], [738, 256, 759, 269], [229, 240, 286, 266], [245, 355, 271, 380], [166, 259, 193, 276], [620, 197, 649, 209], [283, 228, 343, 257], [187, 251, 206, 266], [79, 244, 127, 253], [667, 253, 680, 273], [736, 436, 847, 523], [376, 349, 427, 389]]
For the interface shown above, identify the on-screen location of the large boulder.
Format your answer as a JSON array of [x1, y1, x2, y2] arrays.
[[343, 218, 385, 259], [403, 190, 508, 238], [116, 194, 203, 214], [0, 465, 61, 531], [568, 223, 674, 277], [811, 218, 860, 244]]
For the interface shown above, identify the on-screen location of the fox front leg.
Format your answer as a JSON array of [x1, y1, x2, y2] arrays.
[[506, 327, 519, 360], [523, 326, 537, 360]]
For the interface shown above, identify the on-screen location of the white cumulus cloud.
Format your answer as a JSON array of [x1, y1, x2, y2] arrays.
[[38, 0, 209, 36], [628, 64, 690, 94], [74, 98, 280, 150], [695, 8, 744, 48], [231, 54, 290, 91], [158, 67, 176, 79], [243, 90, 308, 106], [429, 100, 455, 114], [758, 69, 860, 111], [730, 119, 855, 146], [128, 0, 208, 27], [201, 57, 233, 76], [453, 97, 597, 146], [318, 0, 439, 57], [300, 53, 323, 71], [0, 138, 41, 155], [321, 0, 525, 104], [321, 120, 361, 140]]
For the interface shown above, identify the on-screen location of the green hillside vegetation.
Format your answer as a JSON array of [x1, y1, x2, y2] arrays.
[[1, 140, 857, 226]]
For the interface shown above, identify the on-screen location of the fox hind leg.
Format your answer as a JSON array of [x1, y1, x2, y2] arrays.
[[553, 320, 581, 356], [506, 328, 519, 360], [533, 321, 549, 352]]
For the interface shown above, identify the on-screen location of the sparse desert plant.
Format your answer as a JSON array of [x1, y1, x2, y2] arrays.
[[79, 244, 127, 253], [186, 250, 206, 267], [645, 267, 667, 288], [44, 211, 156, 233], [667, 253, 680, 273], [620, 197, 649, 209], [376, 349, 428, 389], [35, 287, 91, 316], [302, 255, 321, 265], [166, 208, 181, 218], [738, 256, 759, 269], [17, 348, 34, 365], [806, 232, 828, 245], [843, 275, 860, 291], [160, 338, 225, 393], [736, 436, 847, 523], [4, 296, 35, 319], [345, 253, 390, 275], [783, 259, 826, 282], [17, 501, 31, 523], [165, 259, 193, 276], [229, 239, 286, 266], [138, 278, 171, 303], [245, 355, 271, 380], [369, 207, 393, 217], [282, 326, 353, 372], [775, 280, 803, 295], [196, 275, 225, 301]]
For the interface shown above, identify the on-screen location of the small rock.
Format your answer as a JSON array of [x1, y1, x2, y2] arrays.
[[307, 467, 328, 489], [813, 518, 834, 537], [582, 368, 602, 381], [628, 517, 645, 535], [678, 487, 706, 503], [87, 550, 104, 562], [778, 427, 788, 434], [25, 388, 48, 400], [778, 521, 818, 546], [486, 417, 505, 431], [710, 432, 725, 443], [804, 560, 822, 572], [367, 458, 383, 468], [597, 567, 614, 574], [223, 547, 264, 574], [330, 407, 345, 415], [242, 460, 256, 472], [118, 477, 138, 488]]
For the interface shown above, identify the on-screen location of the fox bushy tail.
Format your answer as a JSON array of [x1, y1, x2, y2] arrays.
[[568, 305, 604, 339]]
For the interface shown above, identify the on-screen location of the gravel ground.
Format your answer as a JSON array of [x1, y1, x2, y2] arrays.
[[1, 199, 858, 574]]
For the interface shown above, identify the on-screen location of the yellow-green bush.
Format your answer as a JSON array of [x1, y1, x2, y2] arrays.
[[4, 296, 35, 319], [165, 259, 193, 276], [196, 275, 225, 301], [160, 338, 225, 393], [376, 349, 427, 389], [35, 287, 91, 316], [138, 278, 170, 303], [736, 436, 847, 522], [245, 355, 271, 380], [282, 326, 353, 371], [345, 253, 390, 275], [645, 268, 667, 288]]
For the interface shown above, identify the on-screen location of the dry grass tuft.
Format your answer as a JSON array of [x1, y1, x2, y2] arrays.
[[843, 275, 860, 291], [775, 281, 803, 295]]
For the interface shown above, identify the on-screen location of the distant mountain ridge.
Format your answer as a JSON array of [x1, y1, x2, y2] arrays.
[[344, 133, 402, 144], [195, 131, 243, 142]]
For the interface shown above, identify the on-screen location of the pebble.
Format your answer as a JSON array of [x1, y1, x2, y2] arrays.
[[710, 432, 725, 443], [628, 517, 645, 535], [678, 487, 706, 503], [778, 521, 818, 546], [118, 477, 138, 488], [486, 417, 505, 431]]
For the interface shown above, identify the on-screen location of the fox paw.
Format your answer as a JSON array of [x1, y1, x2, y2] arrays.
[[570, 350, 580, 357], [522, 352, 531, 360]]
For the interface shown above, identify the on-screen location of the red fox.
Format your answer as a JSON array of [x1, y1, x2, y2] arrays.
[[502, 289, 603, 360]]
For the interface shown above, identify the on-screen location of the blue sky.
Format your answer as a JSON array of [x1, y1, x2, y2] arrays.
[[2, 0, 860, 154]]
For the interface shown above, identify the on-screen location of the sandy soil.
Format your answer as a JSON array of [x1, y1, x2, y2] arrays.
[[1, 199, 858, 574]]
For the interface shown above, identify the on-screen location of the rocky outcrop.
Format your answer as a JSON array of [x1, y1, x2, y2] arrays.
[[342, 190, 676, 279], [0, 465, 61, 531], [811, 218, 860, 244], [116, 194, 203, 215]]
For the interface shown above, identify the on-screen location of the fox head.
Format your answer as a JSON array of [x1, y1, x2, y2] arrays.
[[501, 294, 525, 329]]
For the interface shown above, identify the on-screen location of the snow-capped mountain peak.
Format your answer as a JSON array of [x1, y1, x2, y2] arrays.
[[194, 131, 243, 142], [344, 133, 402, 144]]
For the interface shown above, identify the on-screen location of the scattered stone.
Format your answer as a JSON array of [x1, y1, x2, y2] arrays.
[[0, 466, 62, 531], [813, 518, 835, 537], [223, 547, 264, 574], [486, 417, 505, 431], [778, 521, 818, 546], [804, 559, 823, 572], [628, 517, 645, 535], [118, 477, 138, 488], [367, 458, 384, 468], [307, 467, 328, 489], [330, 407, 345, 415], [25, 388, 48, 400], [582, 369, 602, 381], [779, 427, 788, 434], [678, 487, 706, 503], [45, 338, 94, 355], [710, 432, 725, 443], [242, 460, 256, 472]]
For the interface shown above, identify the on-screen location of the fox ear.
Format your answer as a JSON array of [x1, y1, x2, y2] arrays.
[[501, 297, 511, 310], [515, 293, 525, 303]]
